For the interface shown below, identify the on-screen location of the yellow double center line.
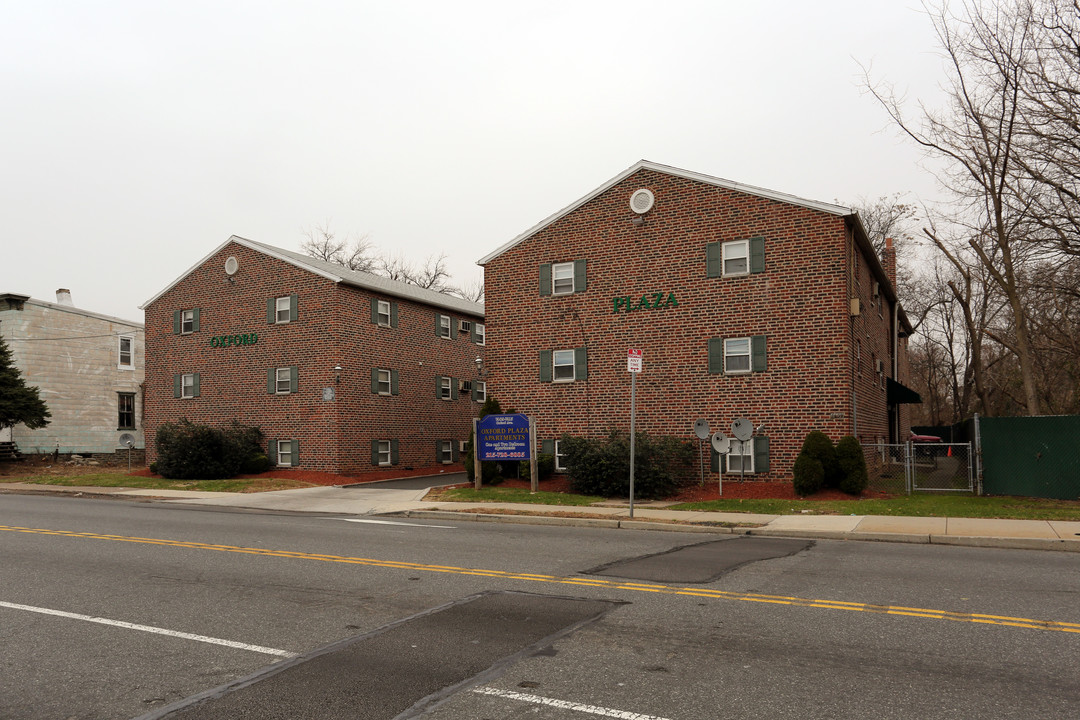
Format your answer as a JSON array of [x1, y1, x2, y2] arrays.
[[4, 524, 1079, 635]]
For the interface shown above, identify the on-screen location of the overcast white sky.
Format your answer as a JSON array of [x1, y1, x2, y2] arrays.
[[1, 1, 948, 322]]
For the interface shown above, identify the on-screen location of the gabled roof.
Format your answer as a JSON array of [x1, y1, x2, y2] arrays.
[[0, 294, 143, 328], [476, 160, 856, 266], [142, 235, 484, 317]]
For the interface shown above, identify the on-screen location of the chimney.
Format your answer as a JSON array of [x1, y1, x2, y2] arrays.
[[55, 288, 74, 306], [882, 238, 897, 288]]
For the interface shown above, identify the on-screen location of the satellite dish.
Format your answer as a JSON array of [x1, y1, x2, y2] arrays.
[[118, 433, 135, 448], [710, 432, 730, 454], [693, 418, 710, 440], [731, 417, 753, 442]]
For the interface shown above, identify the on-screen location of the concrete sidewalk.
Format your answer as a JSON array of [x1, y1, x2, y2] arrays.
[[3, 482, 1079, 552]]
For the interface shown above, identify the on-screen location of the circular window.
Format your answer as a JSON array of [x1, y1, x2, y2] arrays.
[[224, 256, 239, 276], [630, 189, 655, 214]]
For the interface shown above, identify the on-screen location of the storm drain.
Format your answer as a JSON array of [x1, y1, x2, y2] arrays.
[[585, 536, 814, 584], [138, 592, 620, 720]]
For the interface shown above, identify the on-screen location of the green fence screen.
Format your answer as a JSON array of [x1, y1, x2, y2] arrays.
[[980, 415, 1080, 500]]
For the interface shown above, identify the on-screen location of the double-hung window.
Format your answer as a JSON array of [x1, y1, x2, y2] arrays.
[[727, 439, 754, 473], [474, 380, 487, 403], [438, 376, 453, 400], [276, 367, 292, 394], [117, 393, 135, 429], [552, 262, 575, 295], [708, 336, 766, 375], [175, 308, 198, 334], [181, 373, 197, 398], [118, 336, 134, 369], [269, 294, 297, 324], [376, 369, 391, 395], [276, 296, 291, 323], [722, 240, 749, 277], [438, 440, 454, 464], [377, 300, 391, 327], [724, 338, 752, 374], [552, 349, 575, 382], [277, 440, 293, 467], [376, 440, 392, 466], [437, 314, 452, 339], [554, 439, 566, 472], [475, 323, 486, 345]]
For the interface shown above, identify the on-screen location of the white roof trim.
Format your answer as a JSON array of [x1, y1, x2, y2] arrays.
[[477, 160, 856, 265], [142, 235, 483, 317]]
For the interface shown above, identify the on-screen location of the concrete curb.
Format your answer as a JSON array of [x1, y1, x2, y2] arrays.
[[396, 509, 1080, 552]]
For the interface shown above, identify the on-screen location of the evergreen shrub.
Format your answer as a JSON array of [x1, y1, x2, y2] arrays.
[[155, 419, 265, 480], [560, 430, 694, 499], [792, 453, 825, 496], [801, 430, 841, 487], [836, 435, 869, 495]]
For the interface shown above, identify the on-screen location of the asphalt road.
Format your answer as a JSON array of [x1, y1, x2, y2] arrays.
[[2, 493, 1079, 719]]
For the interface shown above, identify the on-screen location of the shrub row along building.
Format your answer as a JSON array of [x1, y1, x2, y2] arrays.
[[141, 161, 917, 479]]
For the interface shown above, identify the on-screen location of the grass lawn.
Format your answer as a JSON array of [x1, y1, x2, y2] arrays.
[[0, 472, 314, 493], [426, 485, 605, 506], [670, 494, 1080, 521]]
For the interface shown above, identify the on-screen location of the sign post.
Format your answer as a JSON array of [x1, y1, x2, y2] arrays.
[[472, 418, 482, 490], [627, 349, 642, 518]]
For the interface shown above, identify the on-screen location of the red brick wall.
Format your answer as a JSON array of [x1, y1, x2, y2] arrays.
[[483, 168, 896, 479], [144, 241, 484, 472]]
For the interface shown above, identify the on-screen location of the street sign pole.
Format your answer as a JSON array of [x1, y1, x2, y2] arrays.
[[629, 369, 635, 519], [529, 416, 538, 493], [472, 417, 482, 490]]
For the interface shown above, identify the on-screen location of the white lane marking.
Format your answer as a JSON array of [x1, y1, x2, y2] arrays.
[[333, 518, 456, 529], [472, 687, 673, 720], [0, 601, 296, 657]]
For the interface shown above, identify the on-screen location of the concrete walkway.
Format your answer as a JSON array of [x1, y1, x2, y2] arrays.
[[3, 482, 1079, 552]]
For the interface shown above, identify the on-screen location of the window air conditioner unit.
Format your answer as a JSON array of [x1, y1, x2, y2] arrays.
[[876, 359, 885, 373], [459, 440, 468, 452], [872, 281, 880, 298], [460, 379, 472, 392], [850, 298, 860, 316], [459, 320, 472, 332]]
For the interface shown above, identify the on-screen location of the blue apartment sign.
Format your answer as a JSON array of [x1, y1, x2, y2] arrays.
[[476, 413, 531, 461]]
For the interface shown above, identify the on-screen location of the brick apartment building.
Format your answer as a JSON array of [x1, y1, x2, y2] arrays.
[[142, 236, 485, 472], [478, 160, 918, 480]]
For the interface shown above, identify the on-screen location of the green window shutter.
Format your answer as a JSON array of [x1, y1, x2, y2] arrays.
[[370, 298, 379, 324], [539, 350, 552, 382], [436, 376, 442, 399], [192, 373, 200, 397], [192, 308, 200, 333], [391, 302, 398, 328], [452, 443, 459, 462], [371, 440, 379, 466], [267, 298, 276, 324], [573, 259, 587, 292], [574, 347, 588, 380], [448, 317, 456, 337], [269, 439, 277, 464], [754, 436, 770, 473], [750, 236, 766, 274], [539, 263, 552, 296], [390, 439, 399, 465], [371, 368, 379, 393], [391, 369, 399, 395], [289, 294, 298, 322], [173, 310, 181, 334], [451, 378, 459, 400], [751, 335, 767, 372], [268, 368, 277, 394], [710, 446, 719, 472], [435, 313, 442, 336], [173, 374, 182, 398], [706, 242, 721, 278], [434, 440, 441, 461], [541, 439, 554, 455], [708, 338, 723, 374], [290, 439, 299, 467], [289, 366, 299, 393]]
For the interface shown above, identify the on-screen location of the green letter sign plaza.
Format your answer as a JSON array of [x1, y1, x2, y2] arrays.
[[612, 292, 678, 314]]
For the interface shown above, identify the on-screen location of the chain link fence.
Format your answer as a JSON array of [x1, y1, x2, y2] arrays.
[[863, 442, 974, 495]]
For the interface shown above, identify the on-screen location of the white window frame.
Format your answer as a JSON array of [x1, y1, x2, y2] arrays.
[[722, 239, 750, 277], [474, 380, 486, 403], [552, 349, 575, 382], [376, 300, 391, 327], [475, 323, 486, 345], [554, 439, 567, 471], [181, 309, 195, 334], [440, 440, 454, 464], [118, 335, 134, 369], [117, 392, 136, 429], [275, 367, 292, 394], [723, 338, 752, 374], [376, 368, 392, 395], [552, 262, 575, 295], [276, 439, 292, 467], [726, 438, 755, 473], [438, 314, 451, 339], [181, 373, 196, 399], [439, 376, 452, 400], [376, 440, 392, 466], [275, 296, 291, 324]]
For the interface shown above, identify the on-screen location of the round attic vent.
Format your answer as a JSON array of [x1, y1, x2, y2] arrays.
[[630, 188, 655, 214], [225, 256, 239, 276]]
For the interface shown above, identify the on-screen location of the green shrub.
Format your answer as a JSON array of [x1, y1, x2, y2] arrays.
[[836, 435, 868, 495], [561, 430, 694, 500], [801, 430, 841, 487], [240, 453, 272, 474], [149, 462, 158, 474], [154, 419, 264, 480], [520, 453, 555, 483], [792, 453, 824, 496]]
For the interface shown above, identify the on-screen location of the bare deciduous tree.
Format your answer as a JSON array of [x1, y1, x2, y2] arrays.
[[300, 221, 376, 273]]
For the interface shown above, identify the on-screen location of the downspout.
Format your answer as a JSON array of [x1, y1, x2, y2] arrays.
[[848, 223, 858, 437]]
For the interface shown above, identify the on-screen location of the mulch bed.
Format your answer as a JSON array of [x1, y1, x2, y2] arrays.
[[125, 464, 468, 487]]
